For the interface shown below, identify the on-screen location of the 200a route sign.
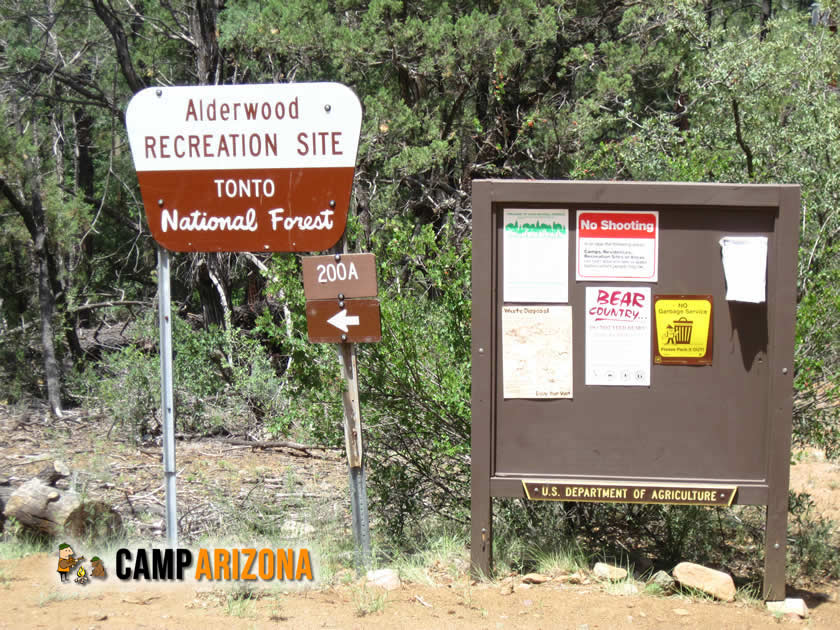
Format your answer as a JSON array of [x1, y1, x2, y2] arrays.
[[306, 299, 381, 343], [302, 253, 377, 300], [125, 82, 362, 252]]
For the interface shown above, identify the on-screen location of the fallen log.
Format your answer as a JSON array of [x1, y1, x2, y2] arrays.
[[2, 460, 121, 537]]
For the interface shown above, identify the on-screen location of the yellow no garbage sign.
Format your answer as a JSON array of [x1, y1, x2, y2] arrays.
[[654, 295, 713, 365]]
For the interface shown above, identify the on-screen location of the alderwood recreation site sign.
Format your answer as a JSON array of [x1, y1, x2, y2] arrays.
[[126, 83, 362, 252]]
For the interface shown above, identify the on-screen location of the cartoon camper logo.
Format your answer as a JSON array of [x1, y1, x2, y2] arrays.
[[654, 296, 713, 365], [57, 543, 106, 585], [57, 543, 83, 583]]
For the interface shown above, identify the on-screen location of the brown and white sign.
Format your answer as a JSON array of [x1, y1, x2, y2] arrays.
[[306, 299, 381, 343], [125, 83, 362, 252], [302, 253, 378, 300]]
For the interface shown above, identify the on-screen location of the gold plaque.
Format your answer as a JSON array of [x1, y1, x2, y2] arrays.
[[522, 480, 736, 506]]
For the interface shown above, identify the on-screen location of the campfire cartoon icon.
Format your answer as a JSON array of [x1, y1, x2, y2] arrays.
[[74, 565, 90, 586]]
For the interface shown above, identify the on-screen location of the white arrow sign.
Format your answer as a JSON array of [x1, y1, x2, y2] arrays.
[[327, 309, 360, 333]]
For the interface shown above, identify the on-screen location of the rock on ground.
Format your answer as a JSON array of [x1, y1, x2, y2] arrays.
[[499, 578, 515, 596], [672, 562, 735, 602], [522, 573, 550, 584], [767, 598, 809, 618], [611, 582, 639, 596], [280, 520, 315, 538], [365, 568, 400, 591], [593, 562, 628, 581], [648, 569, 676, 593]]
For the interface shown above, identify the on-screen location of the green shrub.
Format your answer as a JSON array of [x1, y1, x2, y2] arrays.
[[72, 312, 287, 438], [0, 329, 43, 404], [787, 491, 840, 581]]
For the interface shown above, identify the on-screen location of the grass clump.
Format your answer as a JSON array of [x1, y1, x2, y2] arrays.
[[224, 585, 257, 618], [389, 529, 468, 586], [530, 543, 588, 576], [352, 583, 386, 616], [0, 522, 51, 560]]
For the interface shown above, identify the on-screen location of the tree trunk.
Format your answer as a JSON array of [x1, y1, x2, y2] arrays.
[[760, 0, 772, 41], [197, 261, 225, 328], [191, 0, 223, 84], [91, 0, 146, 94], [74, 103, 96, 328], [32, 193, 64, 418]]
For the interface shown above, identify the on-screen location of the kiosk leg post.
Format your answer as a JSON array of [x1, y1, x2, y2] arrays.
[[470, 483, 491, 579], [763, 502, 788, 600]]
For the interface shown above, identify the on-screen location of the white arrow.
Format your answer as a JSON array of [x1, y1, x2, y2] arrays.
[[327, 308, 360, 333]]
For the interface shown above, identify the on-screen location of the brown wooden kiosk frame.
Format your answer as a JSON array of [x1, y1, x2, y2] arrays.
[[470, 180, 800, 600]]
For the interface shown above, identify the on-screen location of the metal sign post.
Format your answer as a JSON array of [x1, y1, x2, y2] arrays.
[[337, 342, 372, 571], [302, 249, 379, 571], [157, 246, 178, 548]]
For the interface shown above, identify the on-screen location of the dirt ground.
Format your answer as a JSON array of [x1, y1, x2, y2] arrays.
[[1, 405, 839, 629]]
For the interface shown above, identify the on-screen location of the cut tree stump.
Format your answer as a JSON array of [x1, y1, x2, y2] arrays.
[[2, 460, 121, 537]]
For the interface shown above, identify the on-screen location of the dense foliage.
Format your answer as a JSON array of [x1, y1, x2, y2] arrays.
[[0, 1, 838, 555]]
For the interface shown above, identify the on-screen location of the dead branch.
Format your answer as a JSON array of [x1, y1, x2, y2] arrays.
[[70, 300, 152, 313], [220, 438, 341, 458]]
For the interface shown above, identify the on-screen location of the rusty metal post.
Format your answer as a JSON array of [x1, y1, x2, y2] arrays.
[[338, 341, 371, 572]]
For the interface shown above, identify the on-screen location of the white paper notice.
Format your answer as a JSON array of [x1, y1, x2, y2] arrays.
[[504, 209, 569, 302], [585, 287, 651, 386], [576, 210, 658, 282], [719, 236, 767, 303], [502, 305, 573, 398]]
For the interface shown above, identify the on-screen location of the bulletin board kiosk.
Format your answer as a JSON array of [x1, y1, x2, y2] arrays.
[[470, 180, 799, 600]]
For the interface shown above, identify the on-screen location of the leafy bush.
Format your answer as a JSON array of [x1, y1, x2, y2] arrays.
[[0, 330, 44, 404], [362, 292, 471, 542], [793, 267, 840, 458], [72, 312, 287, 438], [787, 491, 840, 582]]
